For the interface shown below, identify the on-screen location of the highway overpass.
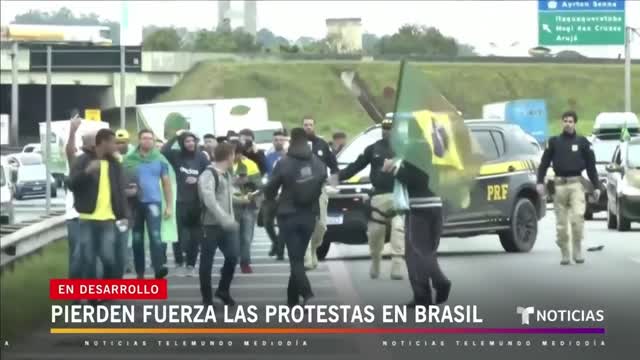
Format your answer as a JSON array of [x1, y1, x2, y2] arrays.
[[0, 45, 243, 142]]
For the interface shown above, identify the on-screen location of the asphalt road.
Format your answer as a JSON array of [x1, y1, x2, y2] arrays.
[[10, 191, 65, 224], [1, 209, 638, 360]]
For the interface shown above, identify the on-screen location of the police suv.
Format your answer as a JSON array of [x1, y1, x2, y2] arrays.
[[318, 120, 546, 260]]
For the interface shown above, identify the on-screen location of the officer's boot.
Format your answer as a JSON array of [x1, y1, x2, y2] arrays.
[[370, 255, 381, 279], [560, 247, 570, 265], [573, 240, 584, 264], [390, 256, 405, 280]]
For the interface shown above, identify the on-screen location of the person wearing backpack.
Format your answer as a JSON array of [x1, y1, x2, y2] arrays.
[[264, 128, 327, 307], [198, 143, 240, 307]]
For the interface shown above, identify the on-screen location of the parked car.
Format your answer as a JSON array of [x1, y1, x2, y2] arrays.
[[0, 157, 15, 224], [12, 164, 57, 200], [319, 120, 546, 260], [606, 137, 640, 231], [21, 143, 42, 154], [581, 137, 621, 219], [5, 152, 43, 170]]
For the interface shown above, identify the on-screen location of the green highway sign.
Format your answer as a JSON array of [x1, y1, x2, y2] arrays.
[[538, 0, 626, 46]]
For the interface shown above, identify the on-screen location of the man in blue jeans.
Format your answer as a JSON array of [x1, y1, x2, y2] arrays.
[[68, 129, 129, 280], [198, 143, 240, 307], [123, 129, 173, 279], [230, 140, 262, 274]]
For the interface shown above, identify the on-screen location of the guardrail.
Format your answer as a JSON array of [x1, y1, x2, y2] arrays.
[[0, 210, 66, 270]]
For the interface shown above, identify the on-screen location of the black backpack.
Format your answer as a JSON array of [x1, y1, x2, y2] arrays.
[[290, 158, 324, 207]]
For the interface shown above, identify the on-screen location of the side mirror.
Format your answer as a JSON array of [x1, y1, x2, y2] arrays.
[[605, 164, 622, 173]]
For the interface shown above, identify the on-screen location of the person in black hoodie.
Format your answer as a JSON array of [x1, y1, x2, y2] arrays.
[[382, 125, 452, 308], [161, 130, 210, 277], [264, 128, 327, 307], [68, 128, 129, 279]]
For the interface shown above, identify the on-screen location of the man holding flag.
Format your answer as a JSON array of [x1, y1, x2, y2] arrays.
[[384, 61, 481, 306]]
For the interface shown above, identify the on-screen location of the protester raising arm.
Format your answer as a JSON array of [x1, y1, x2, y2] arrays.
[[65, 115, 82, 165], [161, 131, 182, 168]]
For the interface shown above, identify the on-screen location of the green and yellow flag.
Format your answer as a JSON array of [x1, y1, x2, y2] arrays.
[[390, 61, 481, 209]]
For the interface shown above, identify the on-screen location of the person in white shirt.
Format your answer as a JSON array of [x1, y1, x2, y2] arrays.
[[65, 117, 97, 278]]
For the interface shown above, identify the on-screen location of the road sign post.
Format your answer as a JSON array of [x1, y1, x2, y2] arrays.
[[85, 109, 102, 121], [538, 0, 626, 46]]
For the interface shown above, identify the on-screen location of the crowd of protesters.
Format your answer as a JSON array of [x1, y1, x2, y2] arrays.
[[63, 115, 354, 307]]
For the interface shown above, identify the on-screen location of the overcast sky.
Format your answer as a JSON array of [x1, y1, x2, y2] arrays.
[[1, 0, 639, 58]]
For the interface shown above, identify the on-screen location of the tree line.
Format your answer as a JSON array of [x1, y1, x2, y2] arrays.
[[12, 7, 477, 57]]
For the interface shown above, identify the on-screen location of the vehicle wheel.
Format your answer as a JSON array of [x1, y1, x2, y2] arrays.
[[499, 198, 538, 253], [607, 201, 617, 229], [316, 238, 331, 261], [616, 198, 631, 231], [584, 209, 593, 220]]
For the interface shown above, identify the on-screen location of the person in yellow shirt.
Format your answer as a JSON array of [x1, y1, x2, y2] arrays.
[[68, 129, 130, 280], [230, 140, 263, 274]]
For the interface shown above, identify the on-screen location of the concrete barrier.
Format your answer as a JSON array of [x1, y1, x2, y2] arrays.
[[0, 214, 66, 269]]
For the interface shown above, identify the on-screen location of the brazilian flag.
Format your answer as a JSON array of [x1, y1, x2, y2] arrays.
[[390, 61, 482, 209]]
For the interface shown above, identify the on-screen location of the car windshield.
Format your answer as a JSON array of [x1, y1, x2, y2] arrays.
[[338, 128, 382, 164], [592, 141, 620, 163], [0, 165, 5, 186], [18, 165, 46, 182], [627, 143, 640, 168]]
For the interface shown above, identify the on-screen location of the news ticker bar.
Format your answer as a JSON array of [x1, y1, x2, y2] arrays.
[[50, 328, 606, 335]]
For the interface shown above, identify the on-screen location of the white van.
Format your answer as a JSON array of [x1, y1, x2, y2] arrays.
[[592, 112, 639, 139], [0, 156, 15, 224], [136, 98, 270, 141]]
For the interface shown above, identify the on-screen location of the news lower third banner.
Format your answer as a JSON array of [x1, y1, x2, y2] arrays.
[[43, 279, 607, 346]]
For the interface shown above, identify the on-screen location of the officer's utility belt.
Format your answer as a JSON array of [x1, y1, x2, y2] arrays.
[[367, 205, 397, 226], [555, 176, 582, 185]]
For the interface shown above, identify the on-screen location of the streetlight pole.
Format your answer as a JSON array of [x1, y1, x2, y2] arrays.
[[45, 45, 52, 215], [624, 26, 631, 112], [120, 45, 126, 129], [119, 1, 128, 130], [10, 42, 19, 146]]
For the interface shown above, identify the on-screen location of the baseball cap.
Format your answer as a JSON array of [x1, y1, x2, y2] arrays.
[[115, 129, 130, 141]]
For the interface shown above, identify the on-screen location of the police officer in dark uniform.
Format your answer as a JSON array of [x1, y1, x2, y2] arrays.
[[537, 111, 599, 265], [330, 117, 405, 280], [302, 116, 339, 269], [382, 131, 452, 307]]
